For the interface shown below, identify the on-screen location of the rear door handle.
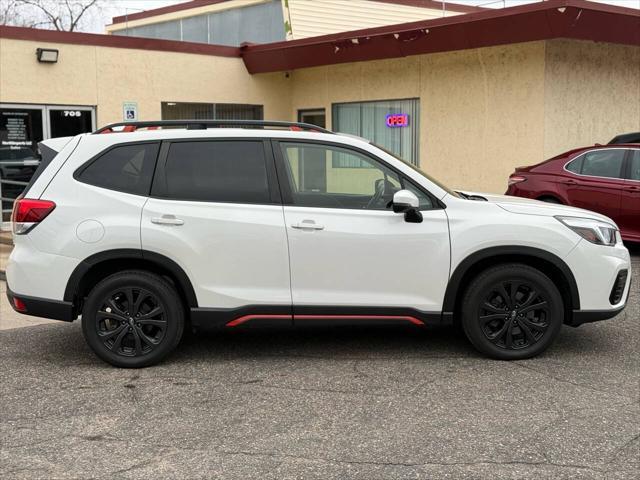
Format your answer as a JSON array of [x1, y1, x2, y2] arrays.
[[151, 215, 184, 226], [624, 185, 640, 192], [561, 179, 577, 185], [291, 220, 324, 230]]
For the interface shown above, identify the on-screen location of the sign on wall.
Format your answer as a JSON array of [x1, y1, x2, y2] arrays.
[[385, 113, 409, 128], [123, 102, 138, 121]]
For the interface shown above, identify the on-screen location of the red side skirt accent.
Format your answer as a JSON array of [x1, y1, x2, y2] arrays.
[[295, 315, 425, 326], [225, 314, 292, 327]]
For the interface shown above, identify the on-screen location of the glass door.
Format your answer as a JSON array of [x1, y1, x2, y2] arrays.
[[0, 106, 44, 223], [48, 107, 94, 138], [0, 104, 95, 225]]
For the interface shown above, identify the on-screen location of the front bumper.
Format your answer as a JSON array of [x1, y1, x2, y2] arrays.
[[6, 286, 75, 322], [564, 241, 631, 326]]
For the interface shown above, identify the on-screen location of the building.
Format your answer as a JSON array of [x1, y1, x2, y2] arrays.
[[105, 0, 481, 45], [0, 0, 639, 222]]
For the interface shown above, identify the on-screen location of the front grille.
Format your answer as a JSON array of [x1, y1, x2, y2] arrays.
[[609, 270, 628, 305]]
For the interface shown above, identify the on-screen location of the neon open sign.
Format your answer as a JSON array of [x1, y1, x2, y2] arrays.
[[386, 113, 409, 128]]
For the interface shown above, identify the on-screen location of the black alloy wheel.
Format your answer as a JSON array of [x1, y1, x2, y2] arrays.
[[82, 271, 184, 368], [461, 263, 563, 360], [479, 280, 550, 350], [96, 287, 167, 357]]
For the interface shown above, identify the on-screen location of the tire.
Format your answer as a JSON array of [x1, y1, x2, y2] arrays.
[[461, 263, 563, 360], [82, 270, 185, 368]]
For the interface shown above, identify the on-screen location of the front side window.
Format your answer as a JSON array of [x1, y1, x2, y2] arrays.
[[279, 142, 432, 210], [78, 142, 159, 196], [162, 141, 270, 203], [579, 150, 626, 179]]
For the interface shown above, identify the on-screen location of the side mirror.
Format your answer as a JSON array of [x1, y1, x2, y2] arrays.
[[391, 190, 423, 223], [392, 190, 419, 213]]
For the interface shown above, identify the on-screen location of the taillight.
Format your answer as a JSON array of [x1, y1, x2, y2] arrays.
[[508, 175, 527, 186], [11, 198, 56, 235], [13, 297, 27, 312]]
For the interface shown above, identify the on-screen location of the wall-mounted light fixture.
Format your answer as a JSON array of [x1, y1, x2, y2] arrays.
[[36, 48, 59, 63]]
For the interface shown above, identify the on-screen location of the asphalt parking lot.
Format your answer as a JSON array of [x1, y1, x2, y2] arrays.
[[1, 248, 638, 480]]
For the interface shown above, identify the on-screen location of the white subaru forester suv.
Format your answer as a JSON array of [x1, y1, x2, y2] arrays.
[[6, 121, 631, 368]]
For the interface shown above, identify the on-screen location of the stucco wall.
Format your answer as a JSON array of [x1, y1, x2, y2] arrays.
[[0, 37, 291, 126], [289, 42, 547, 193], [2, 35, 638, 194], [543, 39, 640, 158]]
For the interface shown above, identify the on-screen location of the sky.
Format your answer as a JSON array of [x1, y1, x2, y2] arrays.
[[89, 0, 640, 33]]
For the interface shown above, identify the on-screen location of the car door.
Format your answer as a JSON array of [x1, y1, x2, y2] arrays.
[[274, 140, 450, 321], [620, 148, 640, 241], [562, 148, 626, 221], [141, 138, 292, 319]]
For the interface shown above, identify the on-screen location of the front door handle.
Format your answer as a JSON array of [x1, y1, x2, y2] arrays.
[[151, 215, 184, 226], [291, 220, 324, 230], [624, 185, 640, 192]]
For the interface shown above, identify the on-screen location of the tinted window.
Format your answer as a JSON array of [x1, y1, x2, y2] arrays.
[[79, 143, 159, 196], [580, 150, 625, 179], [630, 150, 640, 181], [280, 142, 432, 210], [565, 156, 583, 174], [163, 141, 269, 203]]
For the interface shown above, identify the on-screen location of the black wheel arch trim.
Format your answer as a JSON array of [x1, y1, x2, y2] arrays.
[[442, 246, 581, 314], [64, 249, 198, 311]]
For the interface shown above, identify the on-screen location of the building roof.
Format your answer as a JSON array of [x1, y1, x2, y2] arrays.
[[110, 0, 484, 25], [242, 0, 640, 73], [0, 24, 240, 57], [0, 0, 638, 70]]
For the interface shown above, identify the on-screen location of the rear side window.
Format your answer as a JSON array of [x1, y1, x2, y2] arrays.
[[162, 141, 270, 203], [579, 150, 626, 179], [565, 156, 583, 173], [78, 142, 159, 196]]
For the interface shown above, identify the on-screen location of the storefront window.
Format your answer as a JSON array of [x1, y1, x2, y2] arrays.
[[161, 102, 264, 121], [332, 99, 420, 167]]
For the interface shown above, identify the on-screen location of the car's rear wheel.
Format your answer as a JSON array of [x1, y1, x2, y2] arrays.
[[82, 271, 184, 368], [461, 264, 563, 360]]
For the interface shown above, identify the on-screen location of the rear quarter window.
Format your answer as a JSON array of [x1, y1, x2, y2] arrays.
[[76, 142, 160, 196]]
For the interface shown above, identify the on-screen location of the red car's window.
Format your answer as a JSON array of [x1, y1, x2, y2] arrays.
[[569, 149, 626, 179], [630, 150, 640, 181]]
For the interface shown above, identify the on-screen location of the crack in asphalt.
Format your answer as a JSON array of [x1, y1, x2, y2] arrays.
[[210, 448, 606, 473]]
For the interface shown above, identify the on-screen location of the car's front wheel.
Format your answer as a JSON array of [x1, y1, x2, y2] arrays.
[[461, 264, 563, 360], [82, 270, 184, 368]]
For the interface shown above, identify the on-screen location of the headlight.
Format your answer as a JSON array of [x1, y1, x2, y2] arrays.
[[555, 216, 620, 246]]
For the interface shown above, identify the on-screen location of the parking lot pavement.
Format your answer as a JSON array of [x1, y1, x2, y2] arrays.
[[1, 250, 638, 480]]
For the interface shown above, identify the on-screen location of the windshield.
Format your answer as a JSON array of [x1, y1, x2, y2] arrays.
[[371, 143, 461, 198]]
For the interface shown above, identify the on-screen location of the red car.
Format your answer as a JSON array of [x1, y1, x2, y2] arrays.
[[506, 144, 640, 243]]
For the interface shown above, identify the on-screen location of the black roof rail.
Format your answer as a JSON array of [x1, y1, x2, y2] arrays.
[[94, 120, 333, 134]]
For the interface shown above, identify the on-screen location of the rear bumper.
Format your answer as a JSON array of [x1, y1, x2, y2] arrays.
[[6, 287, 75, 322]]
